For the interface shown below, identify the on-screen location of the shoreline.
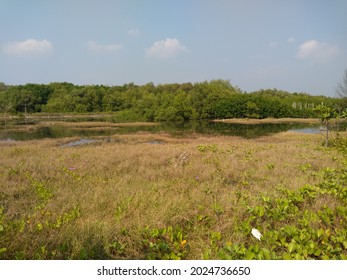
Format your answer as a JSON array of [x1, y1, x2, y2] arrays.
[[212, 118, 321, 124]]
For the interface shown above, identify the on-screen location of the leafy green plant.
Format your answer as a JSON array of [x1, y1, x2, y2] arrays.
[[297, 163, 312, 173], [140, 226, 189, 260], [220, 149, 347, 260], [114, 197, 133, 222], [266, 163, 275, 170], [0, 207, 6, 255], [62, 167, 81, 181], [25, 172, 53, 210], [108, 240, 126, 257], [51, 206, 80, 229], [197, 144, 218, 153], [213, 203, 224, 216]]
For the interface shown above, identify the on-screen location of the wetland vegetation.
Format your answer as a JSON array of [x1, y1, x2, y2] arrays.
[[1, 129, 347, 259], [1, 80, 347, 260]]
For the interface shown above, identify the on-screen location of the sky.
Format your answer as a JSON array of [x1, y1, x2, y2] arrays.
[[0, 0, 346, 96]]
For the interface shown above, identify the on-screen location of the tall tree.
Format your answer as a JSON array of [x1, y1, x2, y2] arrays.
[[336, 69, 347, 97], [0, 82, 7, 91]]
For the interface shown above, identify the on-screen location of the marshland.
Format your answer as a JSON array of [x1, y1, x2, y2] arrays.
[[2, 0, 347, 262], [1, 81, 347, 259], [1, 116, 347, 259]]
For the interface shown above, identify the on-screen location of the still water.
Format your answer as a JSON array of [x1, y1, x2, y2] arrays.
[[0, 117, 324, 141]]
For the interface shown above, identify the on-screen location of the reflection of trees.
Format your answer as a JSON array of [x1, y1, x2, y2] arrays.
[[1, 120, 339, 141], [159, 121, 323, 139]]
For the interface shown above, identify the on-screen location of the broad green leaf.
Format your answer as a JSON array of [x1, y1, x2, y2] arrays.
[[314, 248, 322, 256], [245, 250, 255, 260], [283, 253, 292, 260], [288, 241, 296, 253], [261, 248, 271, 259]]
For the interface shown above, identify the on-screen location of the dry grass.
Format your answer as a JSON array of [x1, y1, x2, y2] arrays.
[[1, 121, 159, 133], [48, 121, 159, 127], [212, 118, 321, 124], [0, 131, 343, 259]]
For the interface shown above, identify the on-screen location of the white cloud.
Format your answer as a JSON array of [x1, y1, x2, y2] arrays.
[[2, 39, 53, 56], [296, 40, 339, 61], [87, 41, 122, 52], [287, 37, 295, 43], [146, 38, 188, 59]]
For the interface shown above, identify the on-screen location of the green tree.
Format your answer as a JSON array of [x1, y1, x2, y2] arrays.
[[0, 92, 13, 125], [245, 101, 260, 118], [42, 88, 72, 113], [0, 82, 7, 91], [313, 105, 337, 147], [134, 91, 158, 121]]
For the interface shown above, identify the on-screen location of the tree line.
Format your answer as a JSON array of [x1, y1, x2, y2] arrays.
[[1, 80, 346, 122]]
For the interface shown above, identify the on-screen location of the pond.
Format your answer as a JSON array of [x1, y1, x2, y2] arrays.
[[0, 116, 327, 141]]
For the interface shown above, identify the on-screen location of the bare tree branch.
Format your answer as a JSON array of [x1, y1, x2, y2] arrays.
[[336, 69, 347, 97]]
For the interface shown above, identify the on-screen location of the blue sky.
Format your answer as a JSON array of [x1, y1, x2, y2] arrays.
[[0, 0, 346, 96]]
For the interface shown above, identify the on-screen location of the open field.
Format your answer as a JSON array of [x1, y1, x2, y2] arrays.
[[1, 131, 347, 259]]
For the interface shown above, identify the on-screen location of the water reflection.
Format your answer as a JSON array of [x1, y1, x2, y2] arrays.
[[0, 120, 325, 141], [156, 121, 323, 138]]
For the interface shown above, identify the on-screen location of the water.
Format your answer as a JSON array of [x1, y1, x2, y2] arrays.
[[0, 125, 120, 141], [288, 127, 322, 134], [60, 138, 100, 147], [0, 118, 325, 141]]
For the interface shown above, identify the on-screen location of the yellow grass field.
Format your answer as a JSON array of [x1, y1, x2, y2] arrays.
[[1, 131, 346, 259]]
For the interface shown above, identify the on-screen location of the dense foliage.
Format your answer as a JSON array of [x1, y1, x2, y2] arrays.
[[1, 80, 346, 121]]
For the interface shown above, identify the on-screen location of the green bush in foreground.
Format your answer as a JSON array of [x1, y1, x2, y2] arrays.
[[215, 145, 347, 260]]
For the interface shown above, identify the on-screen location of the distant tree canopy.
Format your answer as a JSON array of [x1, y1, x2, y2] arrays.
[[0, 80, 346, 121]]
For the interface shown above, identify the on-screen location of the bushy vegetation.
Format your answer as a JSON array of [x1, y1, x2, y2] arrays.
[[1, 80, 346, 121], [1, 132, 347, 259]]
